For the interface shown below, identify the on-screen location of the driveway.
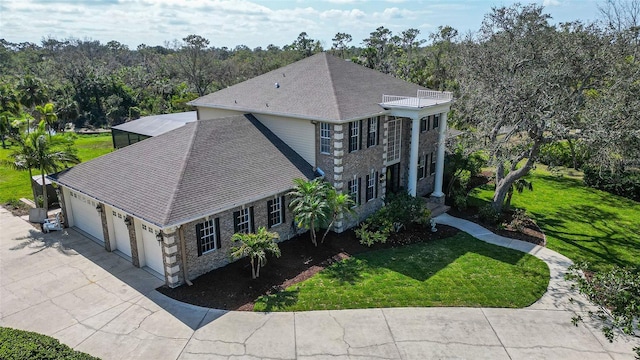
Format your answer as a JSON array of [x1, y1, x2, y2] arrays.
[[1, 207, 637, 359]]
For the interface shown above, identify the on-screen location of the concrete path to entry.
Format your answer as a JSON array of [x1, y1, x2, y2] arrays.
[[1, 207, 638, 359]]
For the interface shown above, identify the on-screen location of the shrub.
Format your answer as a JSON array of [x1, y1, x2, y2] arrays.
[[509, 208, 528, 232], [538, 140, 588, 169], [384, 192, 431, 227], [478, 205, 501, 225], [355, 222, 389, 247], [0, 327, 100, 360], [583, 166, 640, 202]]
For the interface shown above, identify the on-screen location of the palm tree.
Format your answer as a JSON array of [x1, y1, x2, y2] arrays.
[[288, 178, 331, 246], [229, 227, 281, 279], [0, 83, 20, 148], [320, 189, 355, 243], [5, 120, 80, 211], [35, 102, 58, 137]]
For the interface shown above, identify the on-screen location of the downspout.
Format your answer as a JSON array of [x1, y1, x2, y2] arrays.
[[178, 225, 193, 286]]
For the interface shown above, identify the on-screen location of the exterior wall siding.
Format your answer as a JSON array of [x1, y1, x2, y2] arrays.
[[197, 107, 244, 120]]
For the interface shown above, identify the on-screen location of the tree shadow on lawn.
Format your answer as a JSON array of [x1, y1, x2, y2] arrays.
[[532, 204, 639, 269], [347, 233, 530, 283]]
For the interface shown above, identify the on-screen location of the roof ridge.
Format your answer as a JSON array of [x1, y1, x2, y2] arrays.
[[161, 121, 200, 225], [323, 53, 343, 120]]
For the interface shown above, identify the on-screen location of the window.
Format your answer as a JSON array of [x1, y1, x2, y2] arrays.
[[348, 120, 362, 152], [196, 218, 221, 256], [268, 196, 286, 228], [386, 118, 402, 164], [365, 170, 378, 202], [347, 177, 361, 206], [430, 152, 437, 176], [367, 117, 379, 147], [142, 224, 147, 231], [233, 207, 254, 234], [320, 123, 331, 154], [418, 154, 426, 180], [433, 114, 440, 129], [420, 116, 428, 132]]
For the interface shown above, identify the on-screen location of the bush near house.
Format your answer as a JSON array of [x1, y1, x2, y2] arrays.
[[0, 327, 100, 360]]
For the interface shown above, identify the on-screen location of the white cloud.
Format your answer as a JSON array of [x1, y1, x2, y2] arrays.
[[543, 0, 561, 6]]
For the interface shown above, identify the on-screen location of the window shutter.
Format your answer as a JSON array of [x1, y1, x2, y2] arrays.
[[214, 217, 221, 249], [195, 222, 203, 257], [267, 200, 273, 228], [233, 211, 240, 233], [376, 117, 380, 145], [365, 174, 370, 201], [249, 206, 255, 233], [348, 122, 353, 152], [281, 196, 286, 224], [358, 177, 362, 205], [375, 171, 378, 198], [359, 120, 363, 150]]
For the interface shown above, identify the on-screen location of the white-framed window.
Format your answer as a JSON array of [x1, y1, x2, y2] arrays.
[[348, 177, 360, 207], [366, 169, 378, 202], [320, 122, 331, 154], [196, 218, 220, 255], [234, 207, 253, 234], [268, 196, 285, 228], [367, 117, 378, 147], [418, 154, 426, 180], [349, 120, 361, 152], [386, 118, 402, 164], [420, 116, 429, 132]]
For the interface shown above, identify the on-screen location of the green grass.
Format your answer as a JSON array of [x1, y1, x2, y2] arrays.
[[469, 168, 640, 272], [254, 232, 550, 311], [0, 327, 100, 359], [0, 133, 113, 204]]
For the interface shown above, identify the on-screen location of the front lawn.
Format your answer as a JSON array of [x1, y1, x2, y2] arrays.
[[254, 232, 549, 311], [469, 168, 640, 272], [0, 133, 113, 204]]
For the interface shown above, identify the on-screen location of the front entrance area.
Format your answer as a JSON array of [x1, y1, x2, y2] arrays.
[[386, 163, 401, 194]]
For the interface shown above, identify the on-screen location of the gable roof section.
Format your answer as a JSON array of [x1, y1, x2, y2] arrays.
[[111, 111, 197, 137], [50, 114, 315, 228], [190, 52, 426, 122]]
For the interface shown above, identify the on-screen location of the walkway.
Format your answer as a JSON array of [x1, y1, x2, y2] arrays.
[[0, 207, 637, 359]]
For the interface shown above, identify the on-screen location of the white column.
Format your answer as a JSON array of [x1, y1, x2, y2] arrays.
[[431, 112, 447, 198], [407, 115, 420, 196]]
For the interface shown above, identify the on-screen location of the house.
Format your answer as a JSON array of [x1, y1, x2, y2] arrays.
[[48, 52, 452, 288], [111, 111, 197, 148]]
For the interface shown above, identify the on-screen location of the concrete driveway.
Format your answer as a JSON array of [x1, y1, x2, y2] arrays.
[[1, 207, 637, 359]]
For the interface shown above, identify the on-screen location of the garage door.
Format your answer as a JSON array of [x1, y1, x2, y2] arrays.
[[68, 191, 104, 242], [140, 223, 164, 274], [110, 210, 132, 257]]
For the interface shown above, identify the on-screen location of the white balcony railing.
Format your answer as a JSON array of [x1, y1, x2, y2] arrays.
[[381, 90, 453, 109], [417, 89, 453, 100]]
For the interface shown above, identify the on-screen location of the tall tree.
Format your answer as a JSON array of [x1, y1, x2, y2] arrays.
[[331, 32, 352, 59], [455, 4, 608, 212], [175, 34, 217, 96]]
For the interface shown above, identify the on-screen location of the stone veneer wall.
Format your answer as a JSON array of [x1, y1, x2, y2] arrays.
[[125, 215, 140, 267], [97, 203, 112, 252], [174, 192, 299, 286]]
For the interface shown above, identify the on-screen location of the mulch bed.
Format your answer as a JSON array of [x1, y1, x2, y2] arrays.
[[157, 224, 459, 311]]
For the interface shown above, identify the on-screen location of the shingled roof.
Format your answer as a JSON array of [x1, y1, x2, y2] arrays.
[[50, 114, 315, 228], [190, 52, 426, 122]]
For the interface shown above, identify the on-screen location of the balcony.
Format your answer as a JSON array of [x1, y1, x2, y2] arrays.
[[381, 90, 453, 109]]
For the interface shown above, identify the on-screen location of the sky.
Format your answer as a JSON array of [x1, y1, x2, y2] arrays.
[[0, 0, 603, 49]]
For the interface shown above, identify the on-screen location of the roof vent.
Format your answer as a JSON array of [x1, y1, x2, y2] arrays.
[[275, 82, 280, 88], [283, 73, 286, 77]]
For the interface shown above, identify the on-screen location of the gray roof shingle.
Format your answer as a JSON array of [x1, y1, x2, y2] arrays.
[[190, 52, 426, 122], [50, 114, 315, 228]]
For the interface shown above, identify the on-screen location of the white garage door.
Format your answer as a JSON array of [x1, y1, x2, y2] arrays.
[[140, 223, 164, 274], [68, 191, 104, 242], [110, 210, 132, 257]]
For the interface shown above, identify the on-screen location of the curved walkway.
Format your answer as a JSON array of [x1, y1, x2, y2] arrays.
[[0, 207, 637, 359]]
